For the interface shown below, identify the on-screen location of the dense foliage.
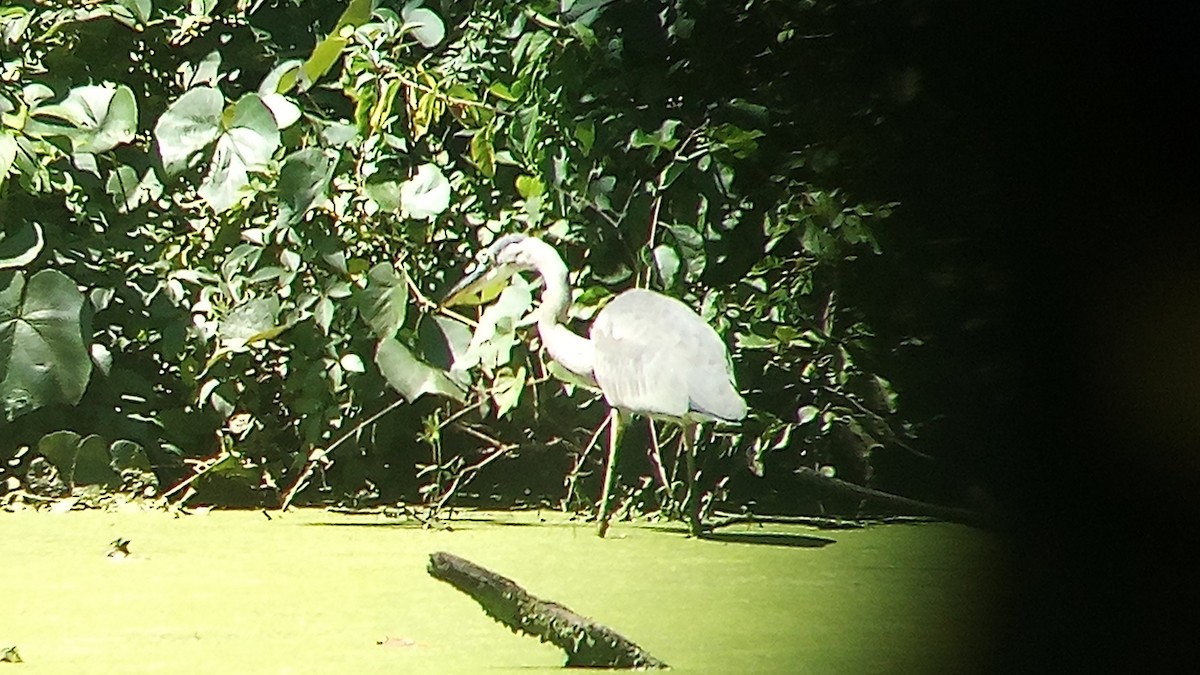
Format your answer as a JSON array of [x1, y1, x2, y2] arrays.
[[0, 0, 930, 521]]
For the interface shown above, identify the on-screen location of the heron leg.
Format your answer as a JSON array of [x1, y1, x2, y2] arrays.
[[682, 422, 702, 537], [596, 409, 629, 538]]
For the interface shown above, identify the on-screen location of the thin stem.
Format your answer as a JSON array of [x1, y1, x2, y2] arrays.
[[279, 396, 409, 510]]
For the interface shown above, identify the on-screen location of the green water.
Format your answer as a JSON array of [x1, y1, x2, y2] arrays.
[[0, 509, 1007, 674]]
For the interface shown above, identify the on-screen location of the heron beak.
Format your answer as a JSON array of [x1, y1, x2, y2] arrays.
[[442, 260, 516, 307]]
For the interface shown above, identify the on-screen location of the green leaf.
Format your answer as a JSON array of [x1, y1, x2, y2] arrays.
[[573, 120, 595, 155], [38, 431, 121, 488], [402, 3, 445, 48], [0, 132, 16, 190], [461, 279, 533, 371], [217, 297, 281, 347], [29, 84, 138, 154], [399, 163, 450, 219], [0, 270, 91, 422], [198, 93, 281, 213], [277, 147, 337, 225], [470, 128, 496, 178], [0, 222, 43, 270], [298, 0, 373, 90], [110, 439, 159, 488], [155, 86, 224, 175], [652, 243, 680, 288], [491, 365, 526, 417], [105, 165, 163, 213], [734, 331, 777, 350], [375, 337, 465, 402], [259, 59, 304, 96], [797, 405, 820, 425], [356, 263, 408, 339], [487, 81, 518, 102], [365, 180, 402, 212], [515, 174, 543, 199]]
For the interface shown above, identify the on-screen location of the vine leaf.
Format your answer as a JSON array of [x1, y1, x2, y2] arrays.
[[154, 86, 224, 175], [198, 93, 281, 213], [28, 84, 138, 154], [37, 430, 121, 488], [0, 269, 91, 422]]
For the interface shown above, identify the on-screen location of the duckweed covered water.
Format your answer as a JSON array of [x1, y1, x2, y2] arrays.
[[0, 509, 1007, 674]]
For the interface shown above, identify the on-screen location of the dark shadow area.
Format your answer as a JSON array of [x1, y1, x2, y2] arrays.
[[303, 520, 426, 529], [700, 532, 836, 549]]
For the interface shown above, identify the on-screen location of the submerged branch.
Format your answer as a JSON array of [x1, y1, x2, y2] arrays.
[[427, 552, 668, 669]]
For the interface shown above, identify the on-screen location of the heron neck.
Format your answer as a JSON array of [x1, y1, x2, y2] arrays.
[[526, 238, 594, 380], [530, 241, 571, 322]]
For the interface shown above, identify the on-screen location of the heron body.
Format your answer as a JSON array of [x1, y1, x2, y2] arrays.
[[444, 234, 746, 536]]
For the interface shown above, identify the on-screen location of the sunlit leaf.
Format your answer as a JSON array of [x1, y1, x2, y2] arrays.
[[399, 163, 451, 219], [0, 133, 17, 189], [375, 337, 465, 402], [652, 243, 680, 288], [491, 365, 526, 417], [797, 405, 820, 425], [198, 93, 280, 213], [155, 86, 224, 175], [217, 297, 280, 347], [356, 263, 408, 339], [298, 0, 373, 90], [515, 174, 543, 199], [29, 84, 138, 154], [402, 3, 445, 48], [340, 353, 366, 373], [470, 128, 496, 178]]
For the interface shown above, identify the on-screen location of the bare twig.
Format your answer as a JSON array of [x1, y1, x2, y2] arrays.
[[161, 450, 229, 502], [279, 397, 408, 510], [432, 427, 518, 512], [561, 411, 613, 508]]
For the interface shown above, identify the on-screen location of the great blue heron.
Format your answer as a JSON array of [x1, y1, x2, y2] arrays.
[[444, 234, 746, 536]]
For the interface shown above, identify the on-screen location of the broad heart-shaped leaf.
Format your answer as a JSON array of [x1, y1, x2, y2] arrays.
[[217, 297, 281, 347], [375, 337, 465, 402], [155, 86, 224, 175], [0, 270, 91, 422], [277, 147, 337, 226], [37, 430, 122, 488], [198, 94, 281, 213], [0, 222, 43, 270], [401, 3, 446, 48], [399, 163, 451, 219], [355, 262, 408, 339], [29, 84, 137, 154]]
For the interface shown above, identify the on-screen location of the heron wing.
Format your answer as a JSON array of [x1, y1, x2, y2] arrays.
[[591, 289, 746, 421]]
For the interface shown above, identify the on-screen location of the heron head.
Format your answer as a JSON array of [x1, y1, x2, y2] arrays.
[[442, 234, 536, 306]]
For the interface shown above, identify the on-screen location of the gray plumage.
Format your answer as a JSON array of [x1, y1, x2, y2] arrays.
[[443, 234, 746, 537]]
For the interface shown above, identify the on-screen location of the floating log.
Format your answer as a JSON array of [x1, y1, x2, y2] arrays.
[[427, 551, 668, 669]]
